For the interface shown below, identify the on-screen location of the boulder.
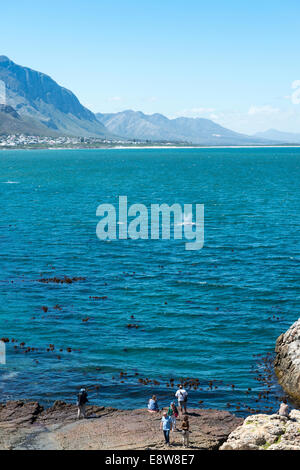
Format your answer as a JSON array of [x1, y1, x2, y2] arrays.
[[220, 410, 300, 450], [274, 318, 300, 403]]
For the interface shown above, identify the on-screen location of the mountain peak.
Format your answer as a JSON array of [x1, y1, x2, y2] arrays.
[[0, 57, 110, 137], [0, 56, 11, 64]]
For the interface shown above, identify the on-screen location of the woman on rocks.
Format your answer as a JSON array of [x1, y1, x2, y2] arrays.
[[181, 415, 190, 447], [278, 398, 290, 419], [148, 395, 159, 413]]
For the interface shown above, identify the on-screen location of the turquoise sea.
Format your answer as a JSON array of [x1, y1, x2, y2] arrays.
[[0, 147, 299, 415]]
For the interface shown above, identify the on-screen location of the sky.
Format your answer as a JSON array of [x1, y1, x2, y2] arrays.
[[1, 0, 300, 134]]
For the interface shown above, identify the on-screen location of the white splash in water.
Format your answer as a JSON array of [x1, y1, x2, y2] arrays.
[[176, 212, 197, 226]]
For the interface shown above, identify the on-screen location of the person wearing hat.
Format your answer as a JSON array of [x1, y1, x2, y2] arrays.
[[167, 401, 178, 430]]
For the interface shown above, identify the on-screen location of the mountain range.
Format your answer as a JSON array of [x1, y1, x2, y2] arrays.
[[0, 55, 298, 145], [96, 110, 269, 145]]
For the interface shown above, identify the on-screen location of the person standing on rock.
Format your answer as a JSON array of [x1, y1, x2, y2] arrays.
[[175, 385, 188, 414], [181, 415, 190, 447], [167, 402, 178, 430], [160, 411, 173, 446], [77, 388, 88, 419]]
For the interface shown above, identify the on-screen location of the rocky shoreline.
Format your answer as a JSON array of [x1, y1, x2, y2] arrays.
[[0, 400, 242, 450], [2, 399, 300, 450]]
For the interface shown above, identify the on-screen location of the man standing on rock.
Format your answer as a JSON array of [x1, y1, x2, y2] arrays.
[[160, 411, 173, 446], [77, 388, 88, 419], [175, 385, 188, 415]]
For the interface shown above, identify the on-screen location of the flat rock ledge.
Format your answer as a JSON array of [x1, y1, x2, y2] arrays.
[[274, 318, 300, 403], [220, 410, 300, 450], [0, 400, 242, 450]]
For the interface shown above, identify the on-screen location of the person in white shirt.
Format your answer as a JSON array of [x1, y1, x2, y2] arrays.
[[175, 385, 188, 414]]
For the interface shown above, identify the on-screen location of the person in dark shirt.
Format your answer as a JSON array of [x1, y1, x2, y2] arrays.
[[181, 415, 190, 447], [77, 388, 88, 419]]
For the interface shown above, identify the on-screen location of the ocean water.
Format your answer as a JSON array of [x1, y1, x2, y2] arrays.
[[0, 147, 299, 416]]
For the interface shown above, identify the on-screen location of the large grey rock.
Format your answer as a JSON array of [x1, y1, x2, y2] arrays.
[[274, 318, 300, 403], [220, 410, 300, 450]]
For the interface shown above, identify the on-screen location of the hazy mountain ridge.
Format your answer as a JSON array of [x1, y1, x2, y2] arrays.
[[97, 110, 273, 145], [0, 56, 109, 137], [254, 129, 300, 144]]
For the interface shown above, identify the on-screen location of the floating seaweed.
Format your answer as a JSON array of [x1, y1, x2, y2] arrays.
[[89, 296, 108, 300], [37, 276, 86, 284]]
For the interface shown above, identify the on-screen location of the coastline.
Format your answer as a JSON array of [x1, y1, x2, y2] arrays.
[[0, 400, 242, 450], [1, 144, 300, 151], [2, 398, 299, 450], [109, 145, 300, 150]]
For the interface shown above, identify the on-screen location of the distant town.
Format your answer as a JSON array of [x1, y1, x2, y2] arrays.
[[0, 134, 197, 149], [0, 134, 298, 150]]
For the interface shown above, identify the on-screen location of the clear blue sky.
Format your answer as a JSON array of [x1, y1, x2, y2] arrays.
[[1, 0, 300, 133]]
